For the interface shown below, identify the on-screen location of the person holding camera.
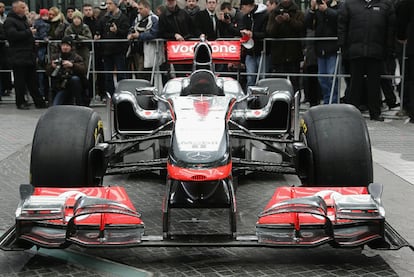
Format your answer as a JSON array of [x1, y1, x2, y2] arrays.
[[305, 0, 342, 104], [239, 0, 270, 87], [95, 0, 130, 96], [46, 36, 87, 106], [266, 0, 305, 93], [127, 0, 164, 81]]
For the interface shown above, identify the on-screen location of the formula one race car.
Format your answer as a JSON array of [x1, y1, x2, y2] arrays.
[[1, 40, 412, 251]]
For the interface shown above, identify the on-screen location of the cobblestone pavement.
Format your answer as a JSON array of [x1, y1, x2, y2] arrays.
[[0, 104, 413, 277]]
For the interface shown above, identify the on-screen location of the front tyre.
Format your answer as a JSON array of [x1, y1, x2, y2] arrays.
[[301, 104, 373, 187], [31, 106, 104, 187]]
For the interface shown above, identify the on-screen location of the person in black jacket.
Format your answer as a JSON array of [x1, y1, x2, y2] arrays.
[[159, 0, 195, 77], [3, 0, 46, 110], [396, 0, 414, 123], [338, 0, 395, 121], [306, 0, 341, 104], [267, 0, 304, 92], [159, 0, 195, 41], [95, 0, 130, 95], [195, 0, 220, 40], [240, 0, 269, 87], [195, 0, 240, 41], [46, 36, 87, 106]]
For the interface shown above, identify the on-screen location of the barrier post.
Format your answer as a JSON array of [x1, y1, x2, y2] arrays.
[[399, 42, 407, 114]]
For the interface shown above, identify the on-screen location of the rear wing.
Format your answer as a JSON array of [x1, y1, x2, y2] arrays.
[[166, 40, 241, 64]]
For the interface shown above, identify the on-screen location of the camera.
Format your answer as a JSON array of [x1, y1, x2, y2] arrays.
[[51, 58, 63, 77], [224, 13, 231, 21], [275, 8, 285, 16], [316, 0, 324, 4], [105, 18, 115, 29]]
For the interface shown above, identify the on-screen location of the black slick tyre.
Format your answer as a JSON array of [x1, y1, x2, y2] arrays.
[[31, 106, 104, 187], [301, 104, 373, 187]]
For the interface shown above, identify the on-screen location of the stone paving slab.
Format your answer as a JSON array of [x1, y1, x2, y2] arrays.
[[0, 104, 413, 276]]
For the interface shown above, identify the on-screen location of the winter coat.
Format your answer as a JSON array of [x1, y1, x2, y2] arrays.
[[3, 11, 36, 67], [396, 0, 414, 56], [96, 9, 130, 56], [0, 22, 8, 66], [83, 16, 98, 36], [195, 9, 219, 40], [46, 50, 86, 90], [184, 6, 200, 27], [194, 9, 240, 40], [267, 0, 305, 64], [159, 6, 195, 40], [33, 18, 50, 40], [240, 3, 269, 57], [131, 13, 165, 68], [305, 0, 341, 57], [48, 13, 69, 40], [64, 23, 92, 48], [337, 0, 395, 60]]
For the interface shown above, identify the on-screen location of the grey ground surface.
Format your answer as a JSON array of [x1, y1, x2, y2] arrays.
[[0, 103, 413, 277]]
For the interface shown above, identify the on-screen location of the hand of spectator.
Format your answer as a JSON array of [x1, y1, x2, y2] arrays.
[[110, 23, 117, 33], [275, 14, 284, 23], [240, 29, 252, 38], [282, 13, 290, 21], [174, 33, 184, 41], [94, 34, 101, 40], [30, 27, 37, 35], [398, 39, 407, 44], [62, 60, 73, 68], [318, 1, 328, 12], [127, 32, 139, 40]]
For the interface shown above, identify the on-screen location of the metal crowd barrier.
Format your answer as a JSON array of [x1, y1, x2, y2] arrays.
[[0, 37, 409, 114]]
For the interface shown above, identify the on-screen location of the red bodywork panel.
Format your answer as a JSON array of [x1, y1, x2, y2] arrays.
[[167, 162, 232, 181], [258, 186, 368, 225], [32, 186, 142, 225]]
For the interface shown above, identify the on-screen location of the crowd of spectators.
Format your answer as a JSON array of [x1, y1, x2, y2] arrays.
[[0, 0, 412, 123]]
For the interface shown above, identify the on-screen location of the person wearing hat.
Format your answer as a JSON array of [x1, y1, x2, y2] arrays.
[[64, 9, 92, 68], [46, 36, 87, 106], [239, 0, 270, 87], [99, 2, 108, 11], [95, 0, 130, 95], [33, 8, 51, 100]]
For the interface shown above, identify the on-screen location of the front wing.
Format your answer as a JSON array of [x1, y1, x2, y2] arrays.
[[1, 184, 412, 251]]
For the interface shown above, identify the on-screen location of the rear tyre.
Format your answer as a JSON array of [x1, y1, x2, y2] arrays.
[[301, 104, 373, 187], [31, 106, 104, 187]]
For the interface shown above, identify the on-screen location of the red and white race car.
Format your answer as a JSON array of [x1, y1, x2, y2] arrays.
[[1, 40, 412, 251]]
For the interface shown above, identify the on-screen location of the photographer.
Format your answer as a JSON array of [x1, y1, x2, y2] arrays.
[[305, 0, 342, 104], [266, 0, 305, 92], [95, 0, 130, 95], [46, 36, 87, 106], [127, 0, 164, 81]]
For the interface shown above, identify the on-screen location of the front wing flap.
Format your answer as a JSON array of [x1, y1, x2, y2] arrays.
[[1, 184, 412, 251]]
